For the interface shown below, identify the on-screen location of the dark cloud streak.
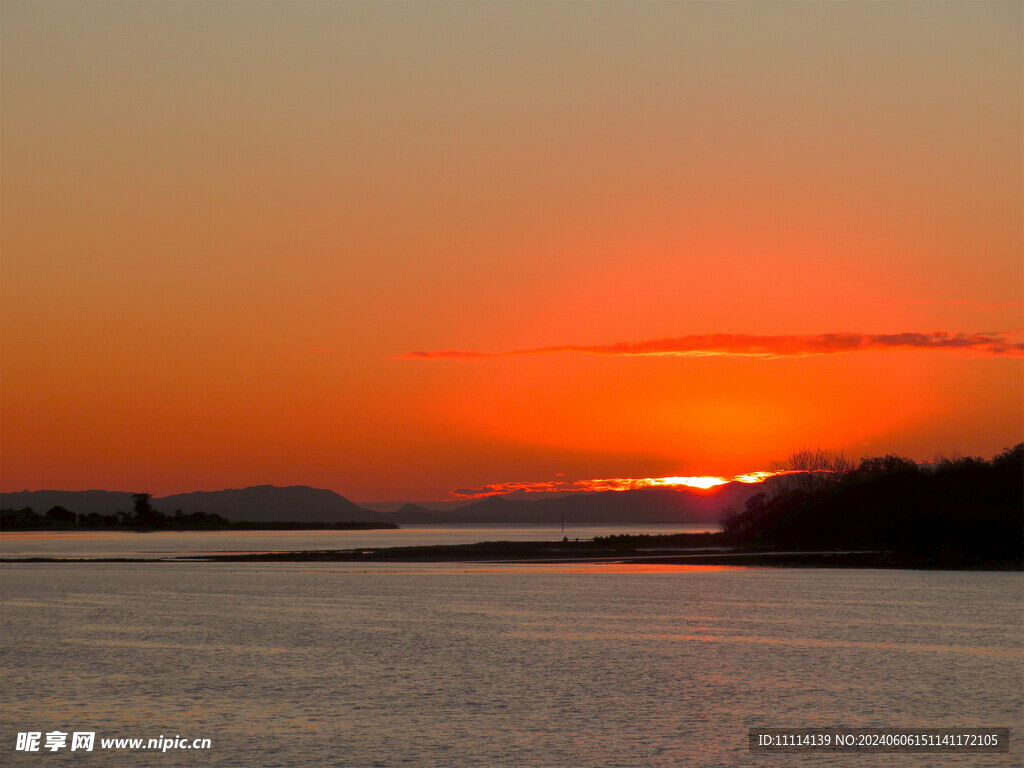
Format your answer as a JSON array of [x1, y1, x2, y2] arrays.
[[399, 331, 1024, 361]]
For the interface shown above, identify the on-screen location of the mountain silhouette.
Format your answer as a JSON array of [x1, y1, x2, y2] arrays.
[[0, 490, 136, 516], [1, 485, 380, 524], [155, 485, 377, 523], [2, 482, 759, 526], [376, 484, 758, 525]]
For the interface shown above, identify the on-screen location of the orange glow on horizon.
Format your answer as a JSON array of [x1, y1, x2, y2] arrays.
[[645, 476, 730, 490], [447, 470, 816, 500]]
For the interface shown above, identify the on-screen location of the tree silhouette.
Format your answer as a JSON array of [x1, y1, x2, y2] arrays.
[[768, 447, 853, 493], [130, 493, 162, 527], [45, 505, 77, 526]]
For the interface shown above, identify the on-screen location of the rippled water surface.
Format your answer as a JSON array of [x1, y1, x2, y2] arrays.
[[2, 564, 1021, 767], [0, 524, 717, 559]]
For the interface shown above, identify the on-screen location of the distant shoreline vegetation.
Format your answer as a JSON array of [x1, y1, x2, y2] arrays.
[[2, 446, 1020, 571], [713, 443, 1023, 568], [0, 493, 398, 532]]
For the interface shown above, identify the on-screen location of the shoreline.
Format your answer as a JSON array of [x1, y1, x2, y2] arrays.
[[2, 539, 1020, 570], [0, 522, 399, 533]]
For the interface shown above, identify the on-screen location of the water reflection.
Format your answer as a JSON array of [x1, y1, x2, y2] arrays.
[[2, 564, 1020, 768], [0, 524, 720, 558]]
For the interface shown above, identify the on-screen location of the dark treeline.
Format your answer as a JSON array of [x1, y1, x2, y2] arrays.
[[721, 444, 1022, 566], [590, 532, 723, 548], [0, 492, 397, 532]]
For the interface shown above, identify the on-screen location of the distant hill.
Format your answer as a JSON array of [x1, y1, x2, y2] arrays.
[[0, 490, 136, 516], [155, 485, 379, 523], [378, 483, 759, 525], [2, 482, 760, 526], [0, 485, 381, 524]]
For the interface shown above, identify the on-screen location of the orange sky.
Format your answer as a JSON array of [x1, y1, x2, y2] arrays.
[[2, 2, 1021, 502]]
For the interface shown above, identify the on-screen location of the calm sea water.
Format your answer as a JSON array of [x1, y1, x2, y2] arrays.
[[0, 524, 718, 559], [1, 563, 1020, 767]]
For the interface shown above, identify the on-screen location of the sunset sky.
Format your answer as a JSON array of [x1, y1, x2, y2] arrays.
[[2, 1, 1021, 502]]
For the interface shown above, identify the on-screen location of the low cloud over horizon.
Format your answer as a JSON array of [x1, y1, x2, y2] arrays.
[[400, 331, 1024, 362], [449, 471, 793, 499]]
